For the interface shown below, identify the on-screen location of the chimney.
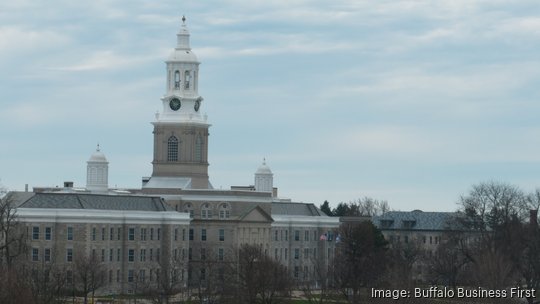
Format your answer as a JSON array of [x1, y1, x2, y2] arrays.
[[530, 210, 538, 227]]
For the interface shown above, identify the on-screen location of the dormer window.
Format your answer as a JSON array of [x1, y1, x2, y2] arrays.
[[219, 203, 230, 219], [174, 71, 180, 89], [380, 219, 394, 228], [402, 220, 416, 229], [184, 203, 194, 218], [184, 71, 191, 89]]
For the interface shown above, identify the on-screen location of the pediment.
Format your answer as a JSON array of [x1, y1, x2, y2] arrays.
[[238, 205, 273, 223]]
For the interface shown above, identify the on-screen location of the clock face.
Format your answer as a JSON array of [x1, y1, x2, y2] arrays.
[[194, 100, 200, 112], [169, 98, 181, 111]]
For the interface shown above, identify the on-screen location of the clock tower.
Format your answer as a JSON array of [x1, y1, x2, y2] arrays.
[[147, 16, 210, 189]]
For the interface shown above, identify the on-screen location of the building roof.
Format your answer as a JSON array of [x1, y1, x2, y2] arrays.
[[373, 210, 458, 231], [14, 192, 173, 212], [271, 202, 325, 217]]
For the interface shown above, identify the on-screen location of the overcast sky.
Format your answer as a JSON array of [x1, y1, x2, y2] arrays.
[[1, 0, 539, 211]]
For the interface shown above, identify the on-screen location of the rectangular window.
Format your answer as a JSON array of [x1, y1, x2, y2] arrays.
[[157, 248, 161, 262], [201, 248, 206, 260], [109, 270, 113, 283], [150, 228, 154, 241], [285, 248, 288, 260], [294, 266, 299, 278], [219, 229, 225, 242], [101, 249, 105, 262], [44, 248, 51, 262], [285, 230, 288, 241], [117, 269, 120, 283], [304, 248, 309, 259], [92, 227, 96, 241], [182, 228, 186, 241], [129, 228, 135, 241], [32, 248, 39, 261], [140, 249, 146, 262], [32, 227, 40, 240], [201, 229, 207, 241], [150, 248, 153, 261], [117, 248, 121, 262], [128, 269, 134, 282], [128, 249, 134, 262], [67, 270, 73, 284], [275, 248, 278, 260], [141, 228, 147, 241], [101, 227, 105, 241], [218, 248, 224, 261], [188, 247, 192, 260], [313, 248, 317, 259], [66, 248, 73, 262], [294, 230, 300, 241], [294, 248, 299, 259], [117, 227, 121, 241], [189, 229, 194, 241], [67, 226, 73, 241], [157, 228, 161, 240], [174, 228, 178, 241], [109, 249, 113, 262], [139, 269, 145, 282], [45, 227, 52, 240], [110, 227, 114, 241], [304, 230, 309, 241]]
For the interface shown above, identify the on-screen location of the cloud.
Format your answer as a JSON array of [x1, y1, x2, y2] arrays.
[[0, 26, 69, 54]]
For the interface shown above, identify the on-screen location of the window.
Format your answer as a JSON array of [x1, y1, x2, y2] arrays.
[[67, 226, 73, 240], [188, 248, 192, 260], [44, 248, 51, 262], [174, 228, 178, 241], [101, 249, 105, 262], [274, 230, 278, 241], [294, 266, 299, 278], [150, 248, 153, 261], [200, 268, 206, 280], [129, 228, 135, 241], [285, 248, 288, 260], [109, 270, 113, 283], [219, 229, 225, 242], [184, 203, 194, 218], [66, 248, 73, 262], [313, 248, 317, 259], [182, 228, 186, 241], [110, 228, 114, 241], [304, 230, 309, 241], [189, 229, 194, 241], [404, 236, 409, 243], [92, 227, 96, 241], [117, 269, 120, 283], [109, 249, 113, 262], [219, 203, 230, 219], [139, 269, 146, 282], [275, 248, 278, 259], [285, 230, 288, 241], [201, 229, 207, 241], [201, 204, 212, 219], [128, 249, 134, 262], [128, 269, 134, 282], [201, 248, 206, 260], [195, 135, 203, 162], [184, 70, 191, 89], [304, 248, 309, 259], [174, 70, 180, 89], [141, 228, 147, 241], [32, 227, 40, 240], [141, 249, 146, 262], [294, 248, 299, 260], [167, 136, 178, 162], [157, 248, 160, 262], [117, 227, 121, 241], [294, 230, 300, 241], [117, 248, 121, 262], [32, 248, 39, 261], [66, 270, 73, 284], [45, 227, 52, 240], [218, 248, 224, 261], [157, 228, 161, 240], [150, 228, 154, 241]]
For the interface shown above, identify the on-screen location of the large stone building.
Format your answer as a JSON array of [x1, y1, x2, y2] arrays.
[[8, 16, 340, 296]]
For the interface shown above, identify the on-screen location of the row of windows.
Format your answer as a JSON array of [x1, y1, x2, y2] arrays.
[[32, 226, 73, 241], [187, 228, 225, 242], [273, 229, 332, 242], [167, 135, 204, 162], [389, 234, 441, 245], [90, 227, 164, 242], [180, 203, 231, 219]]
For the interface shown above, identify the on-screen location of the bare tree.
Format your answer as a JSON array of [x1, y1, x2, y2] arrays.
[[0, 193, 27, 267], [332, 197, 390, 217], [235, 244, 292, 304], [73, 253, 106, 304]]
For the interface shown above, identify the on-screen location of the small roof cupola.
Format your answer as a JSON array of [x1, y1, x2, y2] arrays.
[[86, 144, 109, 193], [254, 158, 273, 193]]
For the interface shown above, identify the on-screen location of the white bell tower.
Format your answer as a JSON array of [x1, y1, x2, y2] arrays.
[[255, 159, 273, 193], [148, 16, 211, 189]]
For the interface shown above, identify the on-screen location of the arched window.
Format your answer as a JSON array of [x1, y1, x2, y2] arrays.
[[167, 136, 178, 162], [201, 203, 212, 219], [184, 71, 191, 90], [174, 71, 180, 89], [195, 135, 203, 162], [219, 203, 230, 219], [184, 203, 194, 218]]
